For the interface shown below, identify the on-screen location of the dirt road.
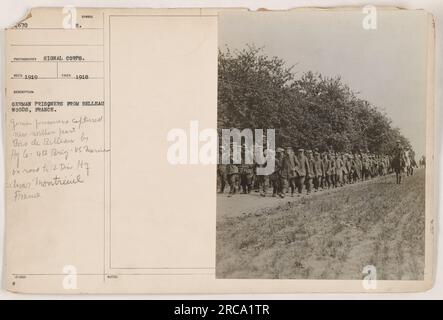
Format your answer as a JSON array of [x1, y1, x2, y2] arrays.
[[217, 173, 401, 218], [216, 169, 425, 280]]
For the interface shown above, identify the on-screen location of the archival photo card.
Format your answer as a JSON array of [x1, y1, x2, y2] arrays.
[[216, 8, 435, 282], [3, 7, 435, 294]]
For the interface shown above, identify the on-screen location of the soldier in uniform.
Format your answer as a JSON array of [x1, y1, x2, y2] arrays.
[[217, 163, 227, 193], [403, 149, 411, 177], [368, 152, 373, 178], [392, 140, 406, 184], [226, 161, 239, 197], [377, 155, 384, 176], [328, 152, 336, 188], [321, 152, 330, 189], [240, 163, 254, 194], [275, 148, 288, 198], [359, 153, 365, 181], [353, 152, 362, 182], [362, 153, 370, 181], [381, 155, 385, 174], [255, 147, 271, 197], [385, 155, 391, 174], [217, 146, 227, 193], [344, 153, 353, 184], [419, 155, 426, 168], [312, 151, 323, 191], [270, 148, 282, 197], [295, 148, 309, 195], [347, 154, 355, 184], [283, 146, 299, 196], [305, 150, 315, 194], [372, 154, 378, 178], [335, 153, 344, 187], [408, 148, 417, 176], [366, 154, 372, 178]]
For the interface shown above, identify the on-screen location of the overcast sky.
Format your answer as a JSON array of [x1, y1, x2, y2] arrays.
[[219, 9, 429, 156]]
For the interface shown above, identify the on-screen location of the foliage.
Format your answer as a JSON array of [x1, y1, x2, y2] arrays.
[[218, 45, 411, 154]]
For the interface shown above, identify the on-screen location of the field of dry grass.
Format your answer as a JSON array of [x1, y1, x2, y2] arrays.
[[216, 169, 425, 280]]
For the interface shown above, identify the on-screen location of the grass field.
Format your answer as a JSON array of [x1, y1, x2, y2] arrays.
[[216, 169, 425, 280]]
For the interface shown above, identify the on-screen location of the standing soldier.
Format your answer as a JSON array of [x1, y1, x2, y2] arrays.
[[380, 155, 385, 175], [370, 154, 375, 178], [328, 152, 336, 188], [239, 163, 254, 194], [305, 150, 314, 194], [392, 140, 406, 184], [342, 153, 349, 185], [386, 155, 391, 174], [344, 153, 353, 184], [344, 153, 350, 184], [217, 146, 227, 193], [226, 161, 239, 197], [304, 150, 314, 194], [335, 153, 344, 187], [367, 154, 372, 178], [312, 151, 323, 191], [348, 154, 356, 183], [408, 149, 417, 176], [217, 163, 227, 193], [321, 152, 330, 189], [283, 146, 299, 197], [404, 149, 411, 176], [276, 148, 288, 198], [385, 155, 390, 174], [420, 155, 426, 168], [362, 153, 369, 181], [295, 148, 309, 195], [377, 155, 384, 176], [373, 154, 378, 177], [255, 147, 270, 197], [271, 148, 284, 197], [270, 148, 282, 197], [355, 153, 363, 181]]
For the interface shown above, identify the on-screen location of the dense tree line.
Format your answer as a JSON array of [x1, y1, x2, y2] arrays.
[[218, 45, 411, 155]]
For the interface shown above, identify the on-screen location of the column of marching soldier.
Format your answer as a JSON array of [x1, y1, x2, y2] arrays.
[[217, 144, 419, 198]]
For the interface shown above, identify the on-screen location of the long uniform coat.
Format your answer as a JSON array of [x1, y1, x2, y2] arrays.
[[312, 158, 324, 177], [335, 157, 344, 182], [306, 157, 315, 178], [296, 155, 310, 178], [354, 156, 362, 178], [345, 158, 352, 178], [392, 147, 406, 174], [283, 153, 299, 179], [327, 157, 336, 176]]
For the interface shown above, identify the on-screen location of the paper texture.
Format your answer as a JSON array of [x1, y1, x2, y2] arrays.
[[3, 7, 436, 293]]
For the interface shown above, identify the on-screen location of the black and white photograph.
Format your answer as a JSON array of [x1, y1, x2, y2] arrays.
[[0, 1, 441, 302], [216, 9, 429, 280]]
